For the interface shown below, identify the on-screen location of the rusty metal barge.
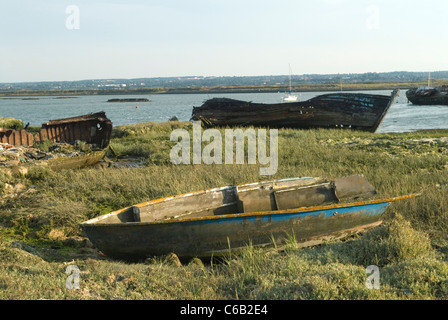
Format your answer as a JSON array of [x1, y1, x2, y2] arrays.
[[0, 112, 112, 170], [80, 174, 418, 261], [0, 111, 112, 148], [191, 90, 400, 132]]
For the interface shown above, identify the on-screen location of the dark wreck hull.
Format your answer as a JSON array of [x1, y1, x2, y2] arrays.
[[406, 88, 448, 106], [0, 112, 112, 172], [191, 90, 399, 132], [0, 111, 112, 148]]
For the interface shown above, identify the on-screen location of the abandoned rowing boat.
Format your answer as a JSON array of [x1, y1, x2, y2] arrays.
[[191, 90, 400, 132], [80, 175, 418, 261], [44, 149, 107, 171]]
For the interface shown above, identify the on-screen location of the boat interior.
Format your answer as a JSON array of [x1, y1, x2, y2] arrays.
[[90, 175, 377, 225]]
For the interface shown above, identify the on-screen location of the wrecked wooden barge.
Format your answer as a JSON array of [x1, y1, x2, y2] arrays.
[[0, 112, 112, 170], [107, 98, 150, 103], [0, 111, 112, 149], [191, 90, 400, 132], [80, 174, 419, 261]]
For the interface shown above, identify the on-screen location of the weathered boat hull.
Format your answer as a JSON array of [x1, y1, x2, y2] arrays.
[[406, 87, 448, 106], [0, 112, 111, 171], [0, 150, 107, 177], [46, 149, 106, 171], [191, 90, 399, 133], [81, 199, 401, 261], [0, 111, 112, 148], [107, 98, 150, 103], [80, 175, 418, 261]]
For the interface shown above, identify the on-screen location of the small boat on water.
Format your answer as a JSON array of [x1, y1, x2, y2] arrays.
[[191, 90, 400, 133], [80, 174, 418, 261], [282, 64, 299, 102], [282, 94, 299, 103]]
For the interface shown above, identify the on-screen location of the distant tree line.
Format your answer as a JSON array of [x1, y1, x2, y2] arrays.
[[1, 71, 446, 92]]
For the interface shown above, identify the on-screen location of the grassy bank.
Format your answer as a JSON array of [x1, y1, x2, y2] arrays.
[[0, 122, 448, 300]]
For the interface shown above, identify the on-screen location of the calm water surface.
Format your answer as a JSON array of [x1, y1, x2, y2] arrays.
[[1, 90, 447, 133]]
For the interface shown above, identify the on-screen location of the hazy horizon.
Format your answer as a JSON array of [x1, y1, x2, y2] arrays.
[[2, 0, 447, 83]]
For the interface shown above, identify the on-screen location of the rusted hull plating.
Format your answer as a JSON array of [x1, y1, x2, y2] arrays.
[[0, 112, 112, 148], [191, 90, 400, 132]]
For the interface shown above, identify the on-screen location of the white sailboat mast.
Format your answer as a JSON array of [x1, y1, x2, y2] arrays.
[[289, 64, 292, 93]]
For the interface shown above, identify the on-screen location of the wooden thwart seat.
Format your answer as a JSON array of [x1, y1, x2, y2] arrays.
[[127, 175, 376, 223]]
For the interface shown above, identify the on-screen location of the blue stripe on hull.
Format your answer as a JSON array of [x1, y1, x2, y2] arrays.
[[83, 201, 391, 260], [191, 202, 389, 226]]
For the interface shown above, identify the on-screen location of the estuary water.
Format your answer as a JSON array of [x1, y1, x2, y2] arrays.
[[0, 90, 447, 133]]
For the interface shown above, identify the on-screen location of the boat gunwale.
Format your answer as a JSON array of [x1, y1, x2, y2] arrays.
[[201, 93, 394, 110], [80, 176, 322, 225], [206, 92, 396, 105], [80, 193, 420, 227], [309, 92, 396, 101]]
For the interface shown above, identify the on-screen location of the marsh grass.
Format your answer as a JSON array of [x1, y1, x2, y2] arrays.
[[1, 122, 448, 299], [0, 117, 23, 130]]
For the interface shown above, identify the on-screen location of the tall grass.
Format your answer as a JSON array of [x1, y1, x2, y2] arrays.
[[0, 214, 445, 300]]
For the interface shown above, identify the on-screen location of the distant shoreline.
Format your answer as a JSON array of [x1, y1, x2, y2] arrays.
[[0, 80, 445, 97]]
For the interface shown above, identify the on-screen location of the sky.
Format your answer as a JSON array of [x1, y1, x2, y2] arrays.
[[1, 0, 447, 83]]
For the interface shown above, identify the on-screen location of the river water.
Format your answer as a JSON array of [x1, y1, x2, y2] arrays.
[[1, 90, 447, 133]]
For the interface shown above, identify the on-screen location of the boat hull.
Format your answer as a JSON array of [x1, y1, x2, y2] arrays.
[[0, 111, 112, 148], [406, 88, 448, 106], [46, 149, 106, 171], [81, 199, 394, 261], [191, 90, 399, 133]]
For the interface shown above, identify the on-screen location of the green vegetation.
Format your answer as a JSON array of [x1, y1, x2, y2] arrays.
[[0, 122, 448, 300], [0, 117, 23, 130]]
